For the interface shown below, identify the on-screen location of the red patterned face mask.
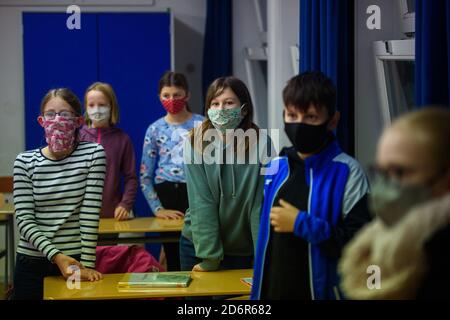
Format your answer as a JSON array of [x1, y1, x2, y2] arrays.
[[161, 98, 186, 114], [41, 116, 80, 153]]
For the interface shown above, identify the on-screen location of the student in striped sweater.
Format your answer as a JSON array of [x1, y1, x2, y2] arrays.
[[11, 88, 107, 300]]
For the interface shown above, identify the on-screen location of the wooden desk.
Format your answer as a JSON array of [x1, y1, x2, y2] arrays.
[[0, 203, 14, 215], [99, 217, 184, 234], [98, 217, 184, 245], [44, 269, 253, 300], [0, 203, 15, 286]]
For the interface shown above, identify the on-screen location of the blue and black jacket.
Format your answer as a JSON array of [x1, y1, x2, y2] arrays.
[[251, 139, 370, 300]]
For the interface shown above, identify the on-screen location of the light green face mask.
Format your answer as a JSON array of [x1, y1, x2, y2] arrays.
[[369, 175, 432, 227], [207, 105, 244, 134]]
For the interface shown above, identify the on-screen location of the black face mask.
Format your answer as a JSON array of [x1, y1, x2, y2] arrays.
[[284, 121, 330, 154]]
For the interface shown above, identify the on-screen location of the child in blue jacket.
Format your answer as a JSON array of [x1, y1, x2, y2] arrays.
[[251, 71, 372, 300]]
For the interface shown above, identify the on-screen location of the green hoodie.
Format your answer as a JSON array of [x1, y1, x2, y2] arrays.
[[182, 134, 267, 271]]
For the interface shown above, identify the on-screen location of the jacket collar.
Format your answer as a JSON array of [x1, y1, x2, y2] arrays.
[[304, 135, 342, 172]]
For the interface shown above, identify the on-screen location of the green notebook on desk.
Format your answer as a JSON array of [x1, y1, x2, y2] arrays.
[[240, 277, 253, 287], [118, 272, 192, 289]]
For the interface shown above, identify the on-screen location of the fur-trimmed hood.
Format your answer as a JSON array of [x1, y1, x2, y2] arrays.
[[339, 193, 450, 299]]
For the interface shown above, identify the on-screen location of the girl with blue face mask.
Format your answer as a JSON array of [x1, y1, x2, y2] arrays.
[[339, 107, 450, 300]]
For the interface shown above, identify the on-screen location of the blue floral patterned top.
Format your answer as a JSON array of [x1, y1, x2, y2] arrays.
[[140, 114, 204, 213]]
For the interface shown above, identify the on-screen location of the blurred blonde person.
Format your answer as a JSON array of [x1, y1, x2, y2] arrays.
[[339, 107, 450, 299]]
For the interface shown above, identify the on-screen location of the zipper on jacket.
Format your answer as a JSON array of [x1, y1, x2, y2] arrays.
[[308, 167, 315, 300], [333, 286, 341, 300], [256, 157, 289, 299]]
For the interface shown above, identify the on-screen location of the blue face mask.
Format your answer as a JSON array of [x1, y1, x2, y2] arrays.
[[207, 105, 244, 134]]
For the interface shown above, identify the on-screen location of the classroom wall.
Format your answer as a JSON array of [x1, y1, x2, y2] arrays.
[[232, 0, 298, 149], [233, 0, 408, 166], [267, 0, 299, 149], [354, 0, 406, 169], [232, 0, 267, 128]]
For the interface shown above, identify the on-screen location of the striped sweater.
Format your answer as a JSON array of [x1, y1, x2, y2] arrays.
[[13, 142, 106, 268]]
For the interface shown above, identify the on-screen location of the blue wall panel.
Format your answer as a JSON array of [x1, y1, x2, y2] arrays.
[[97, 12, 171, 218], [23, 12, 98, 150], [23, 12, 172, 257]]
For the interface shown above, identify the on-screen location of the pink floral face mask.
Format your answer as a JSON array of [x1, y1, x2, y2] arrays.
[[40, 115, 80, 153]]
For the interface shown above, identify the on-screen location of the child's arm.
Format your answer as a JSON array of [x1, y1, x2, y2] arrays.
[[318, 195, 372, 259], [140, 126, 164, 213], [283, 195, 370, 251], [273, 163, 371, 258], [184, 140, 222, 271], [318, 162, 372, 258], [79, 144, 106, 268], [13, 154, 61, 262], [118, 135, 138, 212], [270, 199, 332, 244], [292, 209, 333, 243]]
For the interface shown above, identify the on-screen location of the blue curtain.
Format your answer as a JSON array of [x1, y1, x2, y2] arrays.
[[415, 0, 450, 107], [300, 0, 353, 154], [202, 0, 232, 108]]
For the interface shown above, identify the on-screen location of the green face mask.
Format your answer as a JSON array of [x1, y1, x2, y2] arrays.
[[369, 175, 432, 227], [207, 105, 244, 134]]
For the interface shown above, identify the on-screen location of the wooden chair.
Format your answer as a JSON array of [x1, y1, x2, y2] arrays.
[[0, 177, 14, 297], [0, 194, 9, 293]]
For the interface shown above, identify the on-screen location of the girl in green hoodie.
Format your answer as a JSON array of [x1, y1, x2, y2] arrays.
[[180, 77, 269, 272]]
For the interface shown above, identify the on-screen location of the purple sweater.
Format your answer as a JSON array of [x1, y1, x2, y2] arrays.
[[79, 125, 138, 218]]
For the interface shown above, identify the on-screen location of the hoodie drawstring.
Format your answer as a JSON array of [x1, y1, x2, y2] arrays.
[[97, 128, 101, 144], [218, 164, 224, 197], [218, 163, 236, 198], [218, 145, 237, 198], [231, 165, 236, 198]]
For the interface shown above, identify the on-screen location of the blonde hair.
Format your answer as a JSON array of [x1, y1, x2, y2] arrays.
[[84, 82, 120, 126], [392, 107, 450, 173]]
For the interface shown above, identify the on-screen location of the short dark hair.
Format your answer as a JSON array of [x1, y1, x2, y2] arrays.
[[40, 88, 82, 116], [158, 71, 191, 111], [283, 71, 336, 117], [158, 71, 189, 94]]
